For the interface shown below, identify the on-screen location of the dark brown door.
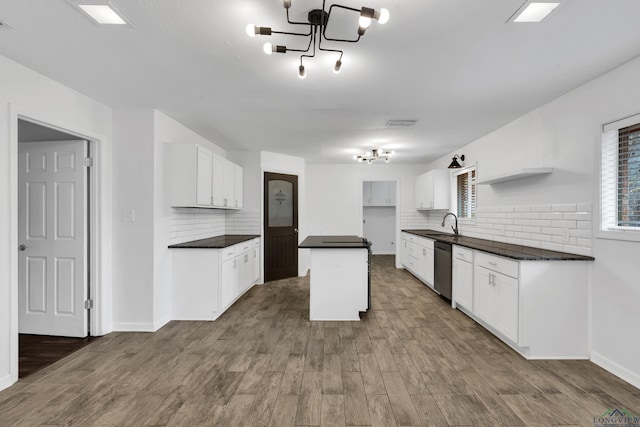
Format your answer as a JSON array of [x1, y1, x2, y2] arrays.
[[264, 172, 298, 282]]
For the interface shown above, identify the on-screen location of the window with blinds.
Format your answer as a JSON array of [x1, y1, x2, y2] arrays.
[[602, 114, 640, 232], [455, 167, 476, 219]]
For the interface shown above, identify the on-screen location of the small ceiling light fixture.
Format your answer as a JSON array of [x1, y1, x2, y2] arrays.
[[448, 154, 465, 169], [246, 0, 389, 78], [510, 2, 560, 23], [73, 1, 129, 25], [354, 149, 394, 164]]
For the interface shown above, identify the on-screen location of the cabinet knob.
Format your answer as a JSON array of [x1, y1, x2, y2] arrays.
[[19, 244, 27, 251]]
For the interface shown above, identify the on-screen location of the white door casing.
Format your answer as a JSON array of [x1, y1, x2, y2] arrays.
[[18, 140, 88, 337]]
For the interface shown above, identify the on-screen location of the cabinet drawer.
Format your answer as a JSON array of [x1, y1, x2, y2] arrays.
[[416, 237, 434, 250], [453, 245, 473, 263], [402, 233, 417, 244], [237, 242, 252, 254], [405, 241, 418, 258], [221, 246, 236, 260], [475, 252, 518, 279], [253, 238, 260, 248]]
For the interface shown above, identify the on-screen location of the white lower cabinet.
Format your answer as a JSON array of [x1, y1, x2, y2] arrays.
[[473, 264, 519, 343], [462, 250, 590, 359], [452, 245, 473, 311], [401, 232, 435, 288], [172, 238, 259, 320]]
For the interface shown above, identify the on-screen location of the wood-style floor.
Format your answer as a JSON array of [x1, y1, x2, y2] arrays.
[[1, 255, 638, 426], [19, 334, 99, 379]]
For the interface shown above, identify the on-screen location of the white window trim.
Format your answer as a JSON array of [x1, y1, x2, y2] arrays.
[[451, 164, 477, 225], [596, 113, 640, 242]]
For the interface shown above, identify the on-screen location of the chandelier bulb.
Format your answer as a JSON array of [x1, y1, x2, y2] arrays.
[[378, 8, 390, 24], [263, 42, 273, 55], [358, 16, 372, 29], [283, 0, 291, 9], [246, 24, 256, 37], [298, 64, 306, 79], [333, 60, 342, 74]]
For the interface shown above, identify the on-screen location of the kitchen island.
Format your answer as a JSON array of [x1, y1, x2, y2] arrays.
[[299, 236, 371, 321]]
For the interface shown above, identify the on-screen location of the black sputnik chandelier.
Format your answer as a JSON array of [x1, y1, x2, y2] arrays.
[[246, 0, 389, 78]]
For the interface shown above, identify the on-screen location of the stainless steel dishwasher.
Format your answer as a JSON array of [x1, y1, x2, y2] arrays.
[[434, 241, 452, 300]]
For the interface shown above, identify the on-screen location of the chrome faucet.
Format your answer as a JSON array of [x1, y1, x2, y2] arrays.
[[441, 212, 459, 236]]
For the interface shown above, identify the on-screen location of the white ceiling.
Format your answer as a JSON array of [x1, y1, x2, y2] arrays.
[[2, 0, 640, 163]]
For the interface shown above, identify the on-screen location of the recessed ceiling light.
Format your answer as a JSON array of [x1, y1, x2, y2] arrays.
[[77, 4, 127, 25], [512, 2, 560, 23]]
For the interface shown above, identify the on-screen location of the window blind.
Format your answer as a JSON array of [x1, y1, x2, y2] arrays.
[[456, 169, 476, 219], [617, 123, 640, 227]]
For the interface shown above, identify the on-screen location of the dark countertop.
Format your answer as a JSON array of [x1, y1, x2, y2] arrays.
[[168, 234, 260, 249], [299, 235, 371, 249], [402, 229, 595, 261]]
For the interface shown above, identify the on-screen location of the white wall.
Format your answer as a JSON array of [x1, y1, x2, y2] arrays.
[[0, 54, 113, 390], [111, 109, 155, 330], [423, 56, 640, 388]]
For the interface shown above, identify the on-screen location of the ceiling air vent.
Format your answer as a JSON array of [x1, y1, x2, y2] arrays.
[[0, 20, 13, 29], [386, 120, 417, 127]]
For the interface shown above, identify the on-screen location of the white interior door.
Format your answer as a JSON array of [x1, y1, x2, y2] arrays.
[[18, 140, 88, 337]]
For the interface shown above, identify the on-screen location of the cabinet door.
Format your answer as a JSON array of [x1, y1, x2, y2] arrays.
[[424, 247, 434, 285], [432, 169, 450, 210], [370, 182, 388, 206], [252, 247, 260, 283], [387, 182, 396, 206], [212, 154, 224, 207], [363, 182, 372, 206], [424, 172, 435, 209], [414, 175, 426, 209], [223, 159, 235, 208], [234, 164, 243, 209], [196, 146, 213, 207], [236, 251, 251, 296], [401, 238, 410, 266], [417, 245, 427, 281], [221, 257, 236, 309], [495, 272, 519, 342], [473, 266, 495, 325], [453, 259, 473, 311]]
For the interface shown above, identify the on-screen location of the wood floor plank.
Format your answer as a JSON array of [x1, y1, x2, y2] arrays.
[[359, 353, 387, 395], [279, 353, 306, 395], [381, 371, 422, 426], [323, 353, 344, 395], [343, 371, 371, 426], [367, 394, 398, 427], [295, 371, 323, 425], [321, 394, 346, 427], [268, 394, 299, 427]]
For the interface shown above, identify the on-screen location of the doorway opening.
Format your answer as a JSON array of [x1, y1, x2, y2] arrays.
[[362, 180, 397, 255], [263, 172, 299, 282], [17, 119, 94, 377]]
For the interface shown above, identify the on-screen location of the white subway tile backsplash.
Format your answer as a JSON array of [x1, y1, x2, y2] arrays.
[[414, 201, 593, 256]]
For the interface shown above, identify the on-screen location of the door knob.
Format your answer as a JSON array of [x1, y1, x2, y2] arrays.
[[294, 228, 299, 234], [19, 244, 27, 251]]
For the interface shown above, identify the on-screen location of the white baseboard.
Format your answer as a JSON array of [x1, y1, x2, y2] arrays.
[[153, 314, 171, 331], [591, 351, 640, 389], [0, 374, 17, 393]]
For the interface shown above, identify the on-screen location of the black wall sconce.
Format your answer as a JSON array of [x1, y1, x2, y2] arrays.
[[448, 154, 465, 169]]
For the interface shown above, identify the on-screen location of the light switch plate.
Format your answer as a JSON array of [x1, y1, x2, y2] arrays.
[[121, 209, 135, 223]]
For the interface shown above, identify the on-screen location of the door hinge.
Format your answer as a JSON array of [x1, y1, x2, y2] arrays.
[[84, 157, 94, 167], [84, 299, 94, 310]]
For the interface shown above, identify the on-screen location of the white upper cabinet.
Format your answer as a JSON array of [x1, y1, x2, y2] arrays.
[[363, 181, 396, 206], [171, 143, 243, 209], [415, 169, 450, 210]]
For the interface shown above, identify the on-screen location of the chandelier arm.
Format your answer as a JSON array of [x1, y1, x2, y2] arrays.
[[322, 4, 362, 43], [272, 29, 312, 37], [317, 30, 343, 58], [284, 31, 314, 53], [286, 8, 312, 26], [300, 28, 318, 64]]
